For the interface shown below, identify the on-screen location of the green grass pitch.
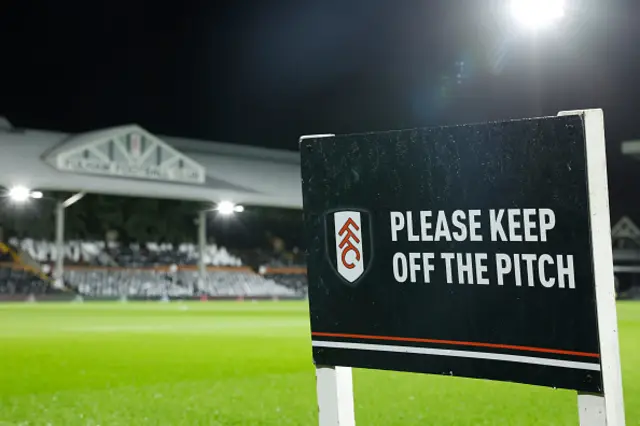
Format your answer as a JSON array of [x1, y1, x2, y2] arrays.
[[0, 301, 638, 425]]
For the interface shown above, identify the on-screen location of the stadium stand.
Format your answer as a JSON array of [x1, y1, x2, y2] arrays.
[[8, 239, 242, 267], [239, 248, 305, 269], [0, 266, 54, 296], [260, 266, 308, 296], [64, 267, 298, 298], [0, 239, 305, 300], [195, 269, 297, 297], [0, 242, 64, 299]]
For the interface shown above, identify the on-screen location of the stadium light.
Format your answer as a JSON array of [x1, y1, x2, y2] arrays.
[[7, 185, 41, 203], [217, 200, 243, 215], [510, 0, 565, 31]]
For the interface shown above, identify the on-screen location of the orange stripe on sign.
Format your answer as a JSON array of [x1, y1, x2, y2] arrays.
[[311, 332, 600, 359]]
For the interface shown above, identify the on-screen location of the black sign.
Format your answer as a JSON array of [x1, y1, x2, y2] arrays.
[[300, 116, 602, 392]]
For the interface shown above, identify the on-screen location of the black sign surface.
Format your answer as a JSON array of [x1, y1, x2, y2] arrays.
[[300, 116, 602, 392]]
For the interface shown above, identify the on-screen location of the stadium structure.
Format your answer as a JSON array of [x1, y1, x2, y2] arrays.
[[1, 117, 639, 301], [612, 216, 640, 298], [0, 117, 306, 301], [614, 139, 640, 299]]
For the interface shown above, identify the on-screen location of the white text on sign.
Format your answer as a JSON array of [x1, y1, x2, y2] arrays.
[[389, 209, 575, 288]]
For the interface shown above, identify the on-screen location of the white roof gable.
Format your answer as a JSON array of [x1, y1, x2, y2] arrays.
[[611, 216, 640, 240], [43, 124, 206, 184], [0, 123, 303, 207]]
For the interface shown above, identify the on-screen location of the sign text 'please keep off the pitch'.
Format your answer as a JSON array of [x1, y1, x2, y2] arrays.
[[388, 208, 575, 288]]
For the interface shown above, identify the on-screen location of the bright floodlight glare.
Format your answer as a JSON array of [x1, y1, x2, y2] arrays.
[[217, 201, 236, 215], [234, 205, 245, 213], [30, 191, 43, 199], [8, 185, 31, 202], [510, 0, 565, 30]]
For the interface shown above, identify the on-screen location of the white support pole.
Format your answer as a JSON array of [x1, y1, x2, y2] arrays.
[[559, 109, 626, 426], [578, 393, 606, 426], [62, 192, 85, 208], [54, 200, 65, 287], [198, 210, 207, 289], [316, 366, 355, 426], [51, 192, 84, 289]]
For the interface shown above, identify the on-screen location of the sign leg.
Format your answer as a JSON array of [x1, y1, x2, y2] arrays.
[[560, 109, 626, 425], [578, 393, 606, 426], [316, 365, 356, 426]]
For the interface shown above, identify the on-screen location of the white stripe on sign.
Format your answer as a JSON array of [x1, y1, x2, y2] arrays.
[[312, 340, 601, 372]]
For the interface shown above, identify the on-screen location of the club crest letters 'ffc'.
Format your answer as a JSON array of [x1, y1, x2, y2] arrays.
[[326, 210, 372, 285]]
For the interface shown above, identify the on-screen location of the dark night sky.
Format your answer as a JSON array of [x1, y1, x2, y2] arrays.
[[1, 0, 640, 221]]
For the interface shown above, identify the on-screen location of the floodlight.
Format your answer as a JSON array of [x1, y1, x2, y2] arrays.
[[30, 191, 43, 199], [8, 185, 31, 202], [510, 0, 565, 31], [217, 201, 236, 215]]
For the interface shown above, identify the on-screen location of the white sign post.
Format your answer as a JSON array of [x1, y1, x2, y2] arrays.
[[559, 109, 625, 426], [316, 366, 355, 426]]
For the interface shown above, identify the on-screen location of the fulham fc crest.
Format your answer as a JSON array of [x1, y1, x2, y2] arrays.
[[326, 210, 373, 286]]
